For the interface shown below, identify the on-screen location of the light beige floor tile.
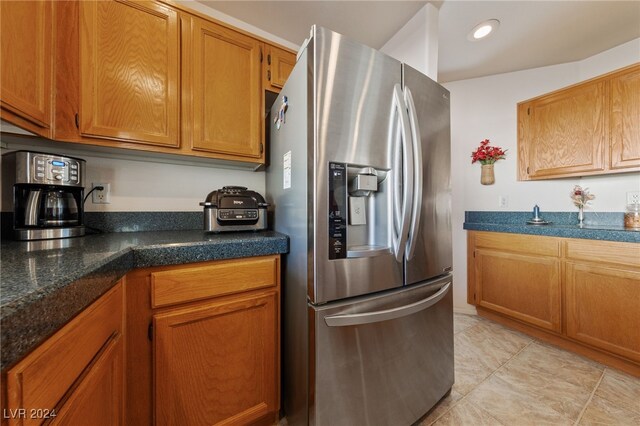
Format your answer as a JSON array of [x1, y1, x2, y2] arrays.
[[594, 368, 640, 415], [466, 375, 575, 425], [579, 395, 640, 425], [418, 389, 463, 425], [453, 320, 532, 395], [453, 355, 494, 396], [453, 313, 483, 334], [492, 342, 604, 419], [432, 400, 503, 426]]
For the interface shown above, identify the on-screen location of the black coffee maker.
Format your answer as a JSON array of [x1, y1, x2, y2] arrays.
[[2, 151, 86, 240]]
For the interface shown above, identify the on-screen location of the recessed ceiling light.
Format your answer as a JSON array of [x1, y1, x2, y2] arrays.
[[467, 19, 500, 41]]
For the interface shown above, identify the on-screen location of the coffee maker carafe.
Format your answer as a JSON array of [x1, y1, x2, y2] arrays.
[[2, 151, 86, 240]]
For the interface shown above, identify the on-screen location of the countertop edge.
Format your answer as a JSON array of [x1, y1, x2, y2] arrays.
[[463, 223, 640, 243], [1, 232, 289, 371]]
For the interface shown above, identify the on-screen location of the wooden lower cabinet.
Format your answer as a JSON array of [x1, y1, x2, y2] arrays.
[[468, 231, 640, 376], [126, 255, 281, 426], [50, 334, 124, 426], [4, 281, 125, 426], [154, 291, 277, 425], [475, 249, 561, 332], [565, 262, 640, 363]]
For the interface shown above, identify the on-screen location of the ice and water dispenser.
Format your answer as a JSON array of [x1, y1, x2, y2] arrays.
[[328, 162, 390, 259]]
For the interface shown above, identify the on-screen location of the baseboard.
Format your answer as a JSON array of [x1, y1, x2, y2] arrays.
[[477, 307, 640, 378], [453, 305, 478, 315]]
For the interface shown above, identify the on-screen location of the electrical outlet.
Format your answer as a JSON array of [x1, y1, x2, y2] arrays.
[[92, 182, 111, 204], [498, 195, 508, 208], [627, 191, 640, 205]]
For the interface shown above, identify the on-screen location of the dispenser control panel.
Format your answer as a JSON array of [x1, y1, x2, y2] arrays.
[[328, 162, 347, 259], [28, 154, 84, 186]]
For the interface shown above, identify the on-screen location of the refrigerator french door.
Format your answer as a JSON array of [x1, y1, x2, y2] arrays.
[[312, 276, 453, 426], [266, 26, 453, 426]]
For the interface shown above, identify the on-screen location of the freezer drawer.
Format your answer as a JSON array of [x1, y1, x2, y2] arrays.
[[310, 275, 454, 426]]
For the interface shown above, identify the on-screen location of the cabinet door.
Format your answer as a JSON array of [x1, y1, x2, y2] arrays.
[[52, 334, 124, 426], [0, 0, 52, 128], [154, 291, 278, 425], [185, 17, 263, 159], [79, 0, 179, 147], [610, 64, 640, 170], [6, 282, 124, 426], [565, 262, 640, 363], [519, 81, 607, 179], [265, 45, 296, 92], [475, 249, 561, 332]]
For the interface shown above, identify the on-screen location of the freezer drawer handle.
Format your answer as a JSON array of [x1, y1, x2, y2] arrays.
[[324, 281, 451, 327]]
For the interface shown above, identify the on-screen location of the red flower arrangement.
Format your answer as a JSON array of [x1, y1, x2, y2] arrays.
[[471, 139, 507, 165]]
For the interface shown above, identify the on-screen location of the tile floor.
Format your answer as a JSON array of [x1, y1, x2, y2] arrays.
[[419, 313, 640, 426]]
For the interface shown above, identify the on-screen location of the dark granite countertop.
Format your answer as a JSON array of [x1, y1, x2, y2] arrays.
[[464, 211, 640, 243], [0, 230, 289, 370]]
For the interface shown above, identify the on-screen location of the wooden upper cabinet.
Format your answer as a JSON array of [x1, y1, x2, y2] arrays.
[[264, 44, 296, 92], [519, 80, 607, 179], [79, 0, 180, 147], [183, 16, 263, 160], [0, 0, 53, 132], [518, 63, 640, 180], [610, 64, 640, 170]]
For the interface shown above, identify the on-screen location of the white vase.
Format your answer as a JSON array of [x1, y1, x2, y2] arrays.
[[578, 206, 584, 227]]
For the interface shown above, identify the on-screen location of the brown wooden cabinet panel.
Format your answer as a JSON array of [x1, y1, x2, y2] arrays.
[[475, 248, 561, 332], [51, 334, 124, 426], [518, 63, 640, 180], [265, 45, 296, 92], [565, 238, 640, 268], [0, 0, 52, 132], [184, 16, 263, 160], [79, 0, 179, 146], [524, 81, 607, 178], [125, 255, 280, 426], [151, 256, 278, 308], [154, 291, 278, 425], [610, 65, 640, 170], [5, 281, 124, 426], [468, 231, 640, 376], [565, 262, 640, 363]]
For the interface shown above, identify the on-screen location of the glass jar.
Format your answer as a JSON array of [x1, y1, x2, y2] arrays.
[[624, 204, 640, 229]]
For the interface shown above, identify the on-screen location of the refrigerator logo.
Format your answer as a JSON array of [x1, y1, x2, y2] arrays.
[[233, 200, 244, 205]]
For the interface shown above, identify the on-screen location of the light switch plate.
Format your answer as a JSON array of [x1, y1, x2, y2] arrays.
[[627, 191, 640, 205]]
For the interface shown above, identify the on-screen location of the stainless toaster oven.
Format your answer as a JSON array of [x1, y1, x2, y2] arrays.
[[200, 186, 268, 232]]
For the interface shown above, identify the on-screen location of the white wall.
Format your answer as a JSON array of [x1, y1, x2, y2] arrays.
[[381, 3, 439, 80], [0, 137, 265, 212], [445, 38, 640, 313]]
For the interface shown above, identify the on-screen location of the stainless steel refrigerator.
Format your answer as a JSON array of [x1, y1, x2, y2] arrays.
[[265, 26, 453, 426]]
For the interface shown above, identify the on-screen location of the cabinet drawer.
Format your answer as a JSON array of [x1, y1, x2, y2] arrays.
[[566, 239, 640, 268], [474, 231, 559, 256], [6, 282, 123, 425], [151, 256, 279, 308]]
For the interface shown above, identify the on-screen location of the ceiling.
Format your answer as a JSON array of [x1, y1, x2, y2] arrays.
[[195, 1, 640, 83]]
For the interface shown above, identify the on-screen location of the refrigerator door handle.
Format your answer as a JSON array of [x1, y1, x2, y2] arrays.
[[324, 281, 451, 327], [404, 87, 423, 260], [391, 84, 413, 263]]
